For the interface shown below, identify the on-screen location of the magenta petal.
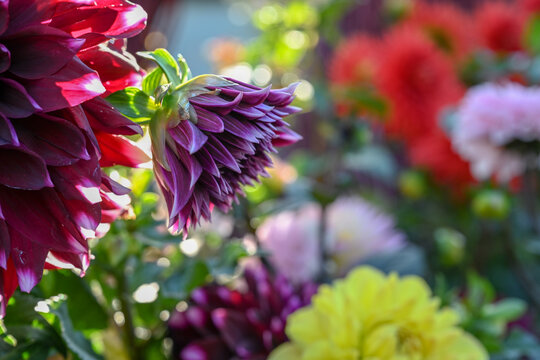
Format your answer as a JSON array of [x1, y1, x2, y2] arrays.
[[78, 41, 142, 95], [0, 220, 9, 269], [23, 57, 105, 112], [96, 132, 149, 167], [0, 113, 18, 146], [169, 120, 208, 154], [193, 105, 225, 133], [272, 127, 302, 147], [0, 78, 42, 118], [5, 25, 85, 79], [164, 148, 192, 223], [0, 188, 87, 254], [9, 227, 48, 293], [0, 43, 10, 73], [15, 113, 89, 166], [0, 145, 53, 190], [83, 97, 142, 135], [205, 136, 241, 173]]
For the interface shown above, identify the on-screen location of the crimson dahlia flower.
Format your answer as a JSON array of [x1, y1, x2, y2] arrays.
[[0, 0, 147, 315], [168, 265, 316, 360], [145, 64, 301, 234]]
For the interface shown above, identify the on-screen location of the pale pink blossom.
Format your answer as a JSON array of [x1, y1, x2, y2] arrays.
[[256, 204, 321, 284], [325, 196, 405, 275], [453, 83, 540, 182]]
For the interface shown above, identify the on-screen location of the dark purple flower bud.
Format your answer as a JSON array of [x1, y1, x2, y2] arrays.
[[167, 265, 314, 360], [150, 74, 302, 234]]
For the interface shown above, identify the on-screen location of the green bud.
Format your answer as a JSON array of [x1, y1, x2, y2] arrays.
[[399, 170, 426, 199], [472, 189, 510, 220], [435, 227, 466, 266]]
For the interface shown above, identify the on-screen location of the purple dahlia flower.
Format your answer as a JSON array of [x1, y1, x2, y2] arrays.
[[0, 0, 147, 316], [150, 73, 302, 234], [168, 265, 316, 360]]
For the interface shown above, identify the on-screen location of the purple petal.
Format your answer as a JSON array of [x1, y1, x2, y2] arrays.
[[22, 57, 105, 112], [0, 145, 53, 190], [193, 106, 224, 133], [169, 120, 208, 154], [0, 78, 42, 118], [205, 136, 241, 173], [4, 25, 85, 79], [0, 113, 19, 146], [0, 43, 10, 73], [189, 92, 243, 115]]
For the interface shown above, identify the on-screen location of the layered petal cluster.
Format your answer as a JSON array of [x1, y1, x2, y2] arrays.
[[168, 265, 316, 360], [257, 204, 321, 284], [325, 196, 405, 275], [0, 0, 147, 315], [376, 26, 464, 144], [475, 2, 526, 53], [453, 83, 540, 182], [256, 197, 405, 281], [269, 266, 488, 360], [154, 78, 302, 234], [404, 1, 476, 60]]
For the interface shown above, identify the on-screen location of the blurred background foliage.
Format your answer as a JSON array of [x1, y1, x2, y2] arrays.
[[3, 0, 540, 359]]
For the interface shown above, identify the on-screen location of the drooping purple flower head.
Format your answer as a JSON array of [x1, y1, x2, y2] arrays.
[[167, 264, 316, 360], [152, 75, 302, 234], [0, 0, 148, 316]]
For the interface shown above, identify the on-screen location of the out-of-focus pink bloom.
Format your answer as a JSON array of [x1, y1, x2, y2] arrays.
[[257, 204, 321, 284], [453, 83, 540, 182], [325, 196, 405, 275]]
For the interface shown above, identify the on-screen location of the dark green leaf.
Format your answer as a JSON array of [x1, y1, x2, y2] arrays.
[[50, 303, 103, 360], [162, 260, 210, 300]]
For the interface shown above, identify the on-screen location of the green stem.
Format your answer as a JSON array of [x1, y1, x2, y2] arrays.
[[117, 271, 141, 360]]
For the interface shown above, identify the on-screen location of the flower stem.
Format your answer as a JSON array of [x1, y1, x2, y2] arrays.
[[117, 271, 141, 360]]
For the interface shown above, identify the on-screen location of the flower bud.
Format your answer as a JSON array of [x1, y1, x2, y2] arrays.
[[435, 227, 465, 266], [399, 170, 426, 199], [472, 189, 510, 220]]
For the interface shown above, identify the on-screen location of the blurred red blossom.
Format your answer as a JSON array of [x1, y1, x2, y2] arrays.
[[475, 1, 526, 53]]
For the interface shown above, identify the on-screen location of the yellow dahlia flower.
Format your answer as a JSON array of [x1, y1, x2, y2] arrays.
[[269, 266, 488, 360]]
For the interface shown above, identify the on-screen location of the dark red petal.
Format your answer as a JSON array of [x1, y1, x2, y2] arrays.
[[78, 41, 142, 95], [0, 259, 18, 318], [0, 187, 88, 255], [0, 113, 18, 146], [0, 43, 10, 73], [14, 113, 89, 166], [83, 97, 142, 135], [22, 57, 105, 112], [9, 227, 48, 292], [50, 0, 147, 49], [0, 219, 9, 269], [0, 145, 53, 190], [0, 78, 42, 118], [0, 0, 8, 36], [4, 25, 84, 79], [95, 132, 149, 167]]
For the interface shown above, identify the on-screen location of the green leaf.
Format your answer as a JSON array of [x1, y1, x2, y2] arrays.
[[177, 53, 192, 83], [49, 302, 103, 360], [107, 87, 155, 122], [138, 49, 181, 87], [39, 271, 108, 330], [162, 260, 210, 300], [142, 67, 165, 96], [482, 298, 527, 322], [525, 15, 540, 54]]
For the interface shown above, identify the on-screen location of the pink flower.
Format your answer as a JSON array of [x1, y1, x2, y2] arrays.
[[256, 204, 321, 284], [325, 196, 405, 275], [453, 83, 540, 182]]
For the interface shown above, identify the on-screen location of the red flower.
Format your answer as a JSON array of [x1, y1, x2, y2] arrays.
[[404, 1, 476, 60], [475, 2, 526, 53], [328, 34, 383, 117], [329, 34, 380, 86], [520, 0, 540, 13], [0, 0, 147, 316], [408, 129, 473, 187], [376, 26, 464, 144]]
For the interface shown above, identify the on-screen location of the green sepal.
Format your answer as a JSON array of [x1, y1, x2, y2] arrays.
[[138, 49, 182, 87], [107, 87, 156, 122], [525, 15, 540, 55], [142, 67, 165, 96]]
